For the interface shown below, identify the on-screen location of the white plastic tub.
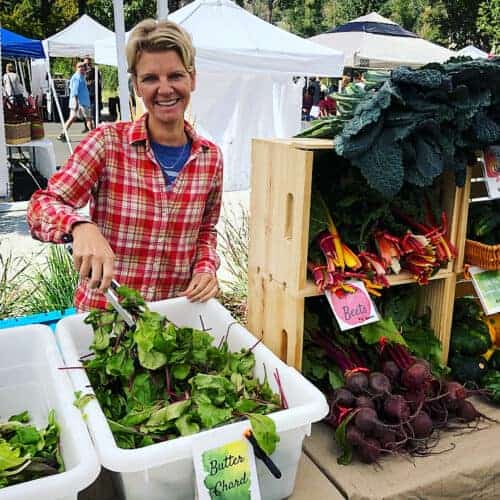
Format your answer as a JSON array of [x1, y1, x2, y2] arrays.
[[56, 298, 329, 500], [0, 325, 100, 500]]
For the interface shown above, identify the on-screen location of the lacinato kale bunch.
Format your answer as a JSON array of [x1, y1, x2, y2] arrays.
[[303, 58, 500, 198], [77, 287, 283, 455]]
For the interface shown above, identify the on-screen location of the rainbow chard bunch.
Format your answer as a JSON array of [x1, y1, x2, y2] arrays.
[[395, 210, 457, 284], [309, 196, 388, 297]]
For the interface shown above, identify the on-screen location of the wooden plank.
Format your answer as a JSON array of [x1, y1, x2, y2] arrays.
[[248, 139, 314, 292], [418, 273, 456, 362], [298, 270, 455, 298], [454, 167, 472, 272], [248, 276, 305, 369], [289, 138, 334, 150]]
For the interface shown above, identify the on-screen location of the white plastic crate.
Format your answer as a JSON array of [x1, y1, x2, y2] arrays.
[[56, 298, 329, 500], [0, 325, 100, 500]]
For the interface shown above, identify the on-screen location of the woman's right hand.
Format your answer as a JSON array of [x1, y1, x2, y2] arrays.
[[71, 222, 115, 292]]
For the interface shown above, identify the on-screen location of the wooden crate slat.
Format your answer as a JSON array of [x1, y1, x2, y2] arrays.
[[454, 167, 473, 272], [249, 139, 314, 292], [247, 276, 305, 368], [298, 269, 455, 298]]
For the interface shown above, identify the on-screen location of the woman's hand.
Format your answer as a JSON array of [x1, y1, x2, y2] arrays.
[[178, 272, 219, 302], [71, 222, 115, 292]]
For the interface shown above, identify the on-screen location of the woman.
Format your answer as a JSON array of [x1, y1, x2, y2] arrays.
[[3, 63, 27, 107], [27, 19, 222, 310]]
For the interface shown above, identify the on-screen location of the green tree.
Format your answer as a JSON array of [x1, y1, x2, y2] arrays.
[[477, 0, 500, 52], [418, 0, 488, 49], [379, 0, 428, 32], [329, 0, 386, 27]]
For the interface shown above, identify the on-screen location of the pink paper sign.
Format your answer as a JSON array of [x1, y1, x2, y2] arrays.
[[325, 280, 380, 331]]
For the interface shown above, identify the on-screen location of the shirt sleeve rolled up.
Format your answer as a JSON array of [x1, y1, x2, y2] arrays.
[[27, 127, 106, 243]]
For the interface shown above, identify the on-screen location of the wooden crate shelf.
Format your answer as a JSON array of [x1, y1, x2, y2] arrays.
[[298, 269, 453, 298], [248, 138, 468, 370]]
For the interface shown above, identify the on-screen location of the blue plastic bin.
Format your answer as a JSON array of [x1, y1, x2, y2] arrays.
[[0, 308, 77, 331]]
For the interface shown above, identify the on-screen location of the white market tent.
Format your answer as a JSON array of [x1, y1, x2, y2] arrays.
[[43, 14, 113, 58], [310, 12, 455, 69], [42, 15, 114, 149], [456, 45, 489, 59], [94, 0, 344, 191]]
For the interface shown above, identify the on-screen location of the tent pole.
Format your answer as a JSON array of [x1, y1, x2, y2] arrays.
[[112, 0, 131, 122], [95, 64, 100, 126], [16, 59, 27, 91], [26, 58, 32, 89], [0, 42, 9, 198], [47, 70, 73, 154], [157, 0, 168, 20]]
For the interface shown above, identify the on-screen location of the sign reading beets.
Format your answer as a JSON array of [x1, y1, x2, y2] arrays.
[[325, 280, 380, 331]]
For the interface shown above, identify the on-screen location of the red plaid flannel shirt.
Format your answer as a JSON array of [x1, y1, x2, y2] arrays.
[[27, 115, 222, 311]]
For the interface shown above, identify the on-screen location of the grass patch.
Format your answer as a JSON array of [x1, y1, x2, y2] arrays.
[[218, 203, 249, 324], [27, 244, 78, 314]]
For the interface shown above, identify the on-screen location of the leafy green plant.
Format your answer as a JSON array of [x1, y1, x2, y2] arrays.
[[27, 244, 78, 314], [0, 245, 32, 320], [0, 409, 64, 489], [218, 203, 249, 324], [77, 287, 282, 453]]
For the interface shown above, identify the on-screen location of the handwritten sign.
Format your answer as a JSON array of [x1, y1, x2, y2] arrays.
[[193, 423, 261, 500], [470, 266, 500, 316], [325, 280, 380, 331], [482, 147, 500, 199]]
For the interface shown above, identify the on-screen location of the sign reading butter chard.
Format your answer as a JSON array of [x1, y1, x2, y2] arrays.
[[325, 280, 380, 331], [193, 423, 261, 500], [470, 266, 500, 315]]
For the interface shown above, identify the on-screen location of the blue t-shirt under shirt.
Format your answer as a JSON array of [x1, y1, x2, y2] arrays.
[[151, 140, 191, 190]]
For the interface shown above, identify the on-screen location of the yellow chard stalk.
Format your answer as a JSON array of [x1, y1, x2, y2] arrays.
[[320, 197, 345, 270]]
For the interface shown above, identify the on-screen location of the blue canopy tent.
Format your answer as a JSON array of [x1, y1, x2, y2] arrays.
[[1, 28, 46, 197], [1, 28, 46, 59]]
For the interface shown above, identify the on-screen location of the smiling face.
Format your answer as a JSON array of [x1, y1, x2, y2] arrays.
[[133, 49, 196, 134]]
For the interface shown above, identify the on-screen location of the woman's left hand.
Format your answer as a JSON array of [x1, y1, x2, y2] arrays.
[[178, 272, 219, 302]]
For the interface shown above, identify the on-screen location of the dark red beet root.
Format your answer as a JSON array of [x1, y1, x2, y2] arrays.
[[382, 360, 401, 384], [404, 390, 426, 412], [345, 371, 369, 395], [455, 399, 478, 422], [334, 388, 355, 408], [357, 437, 381, 463], [355, 395, 376, 410], [401, 363, 431, 391], [415, 359, 431, 371], [384, 394, 411, 422], [444, 381, 467, 410], [369, 372, 392, 395], [354, 407, 380, 435], [346, 424, 365, 447], [412, 411, 433, 438], [375, 427, 398, 450]]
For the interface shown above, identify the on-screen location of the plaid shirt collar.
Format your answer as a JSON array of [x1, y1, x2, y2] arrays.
[[128, 113, 211, 156]]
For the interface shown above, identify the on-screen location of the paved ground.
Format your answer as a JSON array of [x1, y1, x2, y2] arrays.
[[1, 122, 249, 282]]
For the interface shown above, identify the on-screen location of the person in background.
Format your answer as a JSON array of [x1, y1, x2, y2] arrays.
[[302, 86, 313, 121], [28, 19, 222, 311], [354, 71, 366, 90], [83, 56, 102, 131], [3, 63, 27, 107], [319, 91, 336, 117], [340, 75, 351, 91], [57, 61, 94, 141], [308, 76, 321, 106]]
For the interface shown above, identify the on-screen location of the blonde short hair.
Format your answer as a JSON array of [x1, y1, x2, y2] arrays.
[[126, 19, 195, 75], [6, 63, 15, 73]]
